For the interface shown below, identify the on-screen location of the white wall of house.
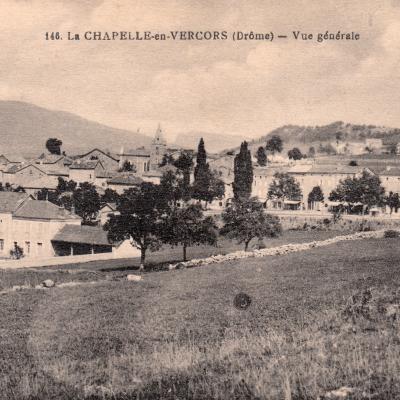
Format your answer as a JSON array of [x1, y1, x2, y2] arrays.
[[0, 216, 81, 258]]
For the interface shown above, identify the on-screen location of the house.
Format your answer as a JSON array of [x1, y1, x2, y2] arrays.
[[118, 125, 168, 174], [98, 202, 119, 225], [365, 138, 383, 153], [0, 193, 81, 259], [2, 163, 48, 187], [34, 153, 73, 167], [69, 160, 105, 184], [106, 175, 143, 194], [75, 149, 120, 171], [379, 166, 400, 194], [288, 164, 374, 210], [52, 224, 140, 257]]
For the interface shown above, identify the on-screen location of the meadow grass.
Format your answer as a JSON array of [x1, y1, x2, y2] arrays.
[[1, 234, 400, 399]]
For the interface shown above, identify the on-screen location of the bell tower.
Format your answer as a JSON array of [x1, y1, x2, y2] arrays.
[[150, 123, 167, 169]]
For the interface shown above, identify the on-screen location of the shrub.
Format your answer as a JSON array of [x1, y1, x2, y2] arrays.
[[384, 230, 400, 238], [10, 244, 24, 260]]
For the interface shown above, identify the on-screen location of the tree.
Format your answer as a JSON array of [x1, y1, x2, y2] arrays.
[[256, 146, 267, 166], [308, 146, 316, 157], [192, 138, 212, 205], [329, 170, 385, 214], [173, 151, 193, 202], [101, 188, 120, 205], [233, 141, 253, 200], [308, 186, 324, 210], [160, 170, 183, 206], [104, 183, 167, 269], [386, 191, 400, 214], [209, 170, 225, 202], [287, 147, 303, 160], [119, 160, 136, 172], [161, 204, 217, 261], [265, 135, 283, 154], [221, 198, 282, 251], [349, 160, 358, 166], [268, 173, 302, 203], [160, 153, 174, 166], [45, 138, 63, 155], [72, 182, 101, 224]]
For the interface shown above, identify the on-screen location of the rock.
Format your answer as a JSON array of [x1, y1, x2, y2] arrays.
[[321, 386, 355, 399], [42, 279, 55, 288], [127, 274, 142, 282], [35, 284, 45, 290], [386, 304, 400, 320]]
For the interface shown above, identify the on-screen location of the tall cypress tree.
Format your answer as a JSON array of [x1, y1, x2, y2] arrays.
[[233, 141, 253, 200], [194, 138, 207, 179], [192, 138, 211, 203]]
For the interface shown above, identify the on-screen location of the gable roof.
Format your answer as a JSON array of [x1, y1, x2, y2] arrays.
[[107, 175, 143, 185], [122, 149, 151, 157], [70, 160, 104, 170], [76, 148, 120, 162], [0, 192, 31, 213], [52, 224, 112, 246], [13, 199, 81, 221], [3, 162, 46, 175]]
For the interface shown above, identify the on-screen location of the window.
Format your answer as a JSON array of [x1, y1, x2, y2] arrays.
[[37, 243, 43, 255], [25, 241, 30, 254], [0, 239, 4, 251]]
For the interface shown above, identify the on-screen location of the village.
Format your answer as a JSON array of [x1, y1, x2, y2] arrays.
[[0, 124, 400, 263]]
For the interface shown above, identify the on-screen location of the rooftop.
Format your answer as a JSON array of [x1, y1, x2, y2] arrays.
[[70, 160, 103, 170], [13, 199, 81, 220], [0, 192, 31, 213], [107, 175, 143, 185], [52, 224, 112, 246]]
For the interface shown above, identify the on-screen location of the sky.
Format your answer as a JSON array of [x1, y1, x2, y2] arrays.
[[0, 0, 399, 141]]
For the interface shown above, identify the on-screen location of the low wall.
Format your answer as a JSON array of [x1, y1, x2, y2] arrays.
[[0, 251, 132, 270]]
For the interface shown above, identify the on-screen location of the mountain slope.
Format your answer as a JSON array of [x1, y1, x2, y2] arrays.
[[0, 101, 151, 157], [174, 131, 247, 153], [224, 121, 400, 154]]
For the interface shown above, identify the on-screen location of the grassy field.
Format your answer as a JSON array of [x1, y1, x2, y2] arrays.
[[1, 233, 400, 399]]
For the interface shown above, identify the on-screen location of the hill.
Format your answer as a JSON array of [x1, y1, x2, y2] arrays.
[[174, 130, 246, 152], [223, 121, 400, 154], [0, 101, 151, 157]]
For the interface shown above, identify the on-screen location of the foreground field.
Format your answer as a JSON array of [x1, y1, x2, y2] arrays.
[[1, 234, 400, 399]]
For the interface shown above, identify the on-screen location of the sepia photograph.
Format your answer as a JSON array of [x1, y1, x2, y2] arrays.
[[1, 1, 400, 399]]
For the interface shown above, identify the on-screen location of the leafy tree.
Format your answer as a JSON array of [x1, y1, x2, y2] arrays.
[[104, 183, 167, 269], [161, 204, 217, 261], [233, 141, 253, 200], [265, 135, 283, 154], [173, 151, 193, 202], [160, 170, 183, 206], [268, 173, 302, 202], [386, 191, 400, 214], [287, 147, 303, 160], [36, 188, 59, 203], [256, 146, 267, 166], [101, 188, 120, 205], [119, 160, 136, 172], [45, 138, 63, 155], [72, 182, 101, 224], [329, 170, 385, 214], [308, 146, 316, 157], [209, 170, 225, 202], [221, 198, 282, 251], [160, 153, 174, 166], [308, 186, 324, 209], [349, 160, 358, 166]]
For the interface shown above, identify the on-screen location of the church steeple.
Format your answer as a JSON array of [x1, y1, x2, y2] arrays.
[[152, 123, 166, 146]]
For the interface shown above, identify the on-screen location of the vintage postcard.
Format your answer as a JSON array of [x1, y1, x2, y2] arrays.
[[1, 1, 400, 399]]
